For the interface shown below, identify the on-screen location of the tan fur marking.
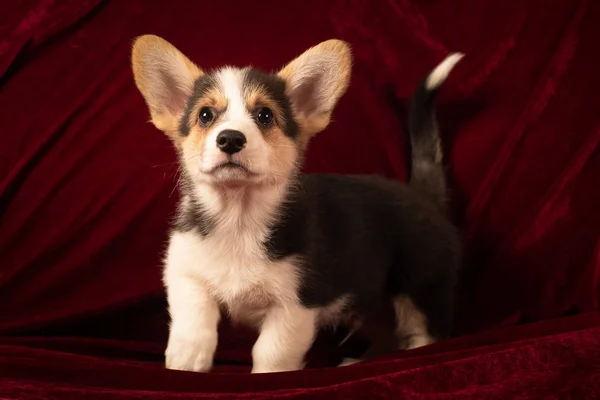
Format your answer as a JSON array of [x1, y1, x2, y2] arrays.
[[245, 86, 281, 112], [434, 137, 443, 163], [264, 132, 299, 185], [392, 296, 435, 350], [185, 125, 209, 161], [205, 88, 228, 110], [244, 85, 285, 123], [181, 88, 228, 134], [243, 84, 297, 156]]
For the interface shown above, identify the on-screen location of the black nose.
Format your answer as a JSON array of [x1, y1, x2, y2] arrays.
[[216, 130, 246, 155]]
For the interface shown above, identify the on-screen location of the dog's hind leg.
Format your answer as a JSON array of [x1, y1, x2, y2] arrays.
[[392, 295, 436, 350]]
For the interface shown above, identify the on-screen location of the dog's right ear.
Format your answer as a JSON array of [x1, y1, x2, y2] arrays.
[[131, 35, 202, 135], [277, 40, 352, 141]]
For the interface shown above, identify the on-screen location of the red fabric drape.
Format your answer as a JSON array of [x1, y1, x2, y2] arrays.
[[1, 0, 599, 398]]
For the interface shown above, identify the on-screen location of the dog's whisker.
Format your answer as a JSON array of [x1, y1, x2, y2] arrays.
[[152, 161, 180, 168]]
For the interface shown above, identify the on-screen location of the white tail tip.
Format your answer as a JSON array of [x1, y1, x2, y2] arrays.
[[425, 52, 465, 90]]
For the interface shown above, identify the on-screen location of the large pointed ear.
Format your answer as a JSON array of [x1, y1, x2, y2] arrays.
[[278, 40, 352, 139], [131, 35, 202, 135]]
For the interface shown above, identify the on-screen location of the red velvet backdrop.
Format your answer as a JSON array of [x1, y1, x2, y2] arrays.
[[1, 0, 600, 398]]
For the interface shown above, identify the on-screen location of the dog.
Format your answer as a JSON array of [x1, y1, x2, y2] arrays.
[[131, 35, 463, 373]]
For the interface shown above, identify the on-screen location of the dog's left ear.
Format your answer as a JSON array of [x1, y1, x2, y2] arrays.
[[131, 35, 202, 137], [278, 40, 352, 139]]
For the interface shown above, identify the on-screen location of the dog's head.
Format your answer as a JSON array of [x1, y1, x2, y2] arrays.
[[131, 35, 351, 189]]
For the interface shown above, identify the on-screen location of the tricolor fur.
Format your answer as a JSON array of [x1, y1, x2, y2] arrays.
[[131, 35, 463, 373]]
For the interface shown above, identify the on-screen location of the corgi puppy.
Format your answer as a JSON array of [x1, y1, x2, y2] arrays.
[[131, 35, 463, 373]]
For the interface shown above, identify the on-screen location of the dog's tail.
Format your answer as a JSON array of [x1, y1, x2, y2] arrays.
[[408, 53, 464, 212]]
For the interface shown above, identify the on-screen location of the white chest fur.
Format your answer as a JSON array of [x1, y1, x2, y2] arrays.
[[164, 225, 301, 325], [162, 189, 351, 374]]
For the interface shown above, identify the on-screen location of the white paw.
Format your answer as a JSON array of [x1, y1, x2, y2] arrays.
[[251, 360, 305, 374], [165, 334, 217, 373], [338, 357, 361, 367], [406, 334, 435, 350]]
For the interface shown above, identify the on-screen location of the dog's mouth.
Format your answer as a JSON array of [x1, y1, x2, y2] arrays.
[[205, 161, 261, 186], [210, 161, 251, 174]]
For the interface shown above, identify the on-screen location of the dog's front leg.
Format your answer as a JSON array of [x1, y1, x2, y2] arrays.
[[251, 305, 317, 373], [164, 275, 220, 372], [163, 234, 220, 373]]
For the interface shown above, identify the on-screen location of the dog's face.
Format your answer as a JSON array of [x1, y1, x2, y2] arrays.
[[131, 35, 352, 188]]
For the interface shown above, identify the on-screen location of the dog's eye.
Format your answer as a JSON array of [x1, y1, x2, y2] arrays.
[[256, 107, 274, 126], [199, 107, 214, 126]]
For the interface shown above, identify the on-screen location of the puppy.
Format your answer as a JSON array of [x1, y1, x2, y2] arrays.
[[131, 35, 463, 373]]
